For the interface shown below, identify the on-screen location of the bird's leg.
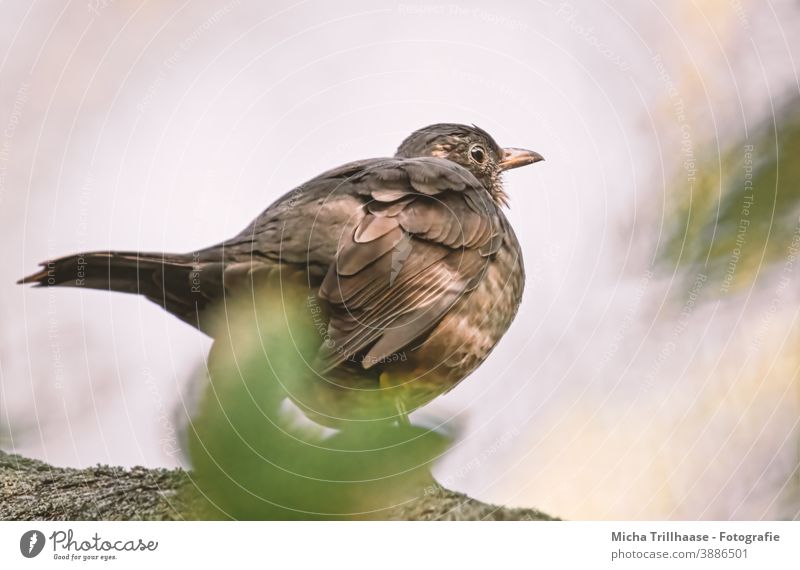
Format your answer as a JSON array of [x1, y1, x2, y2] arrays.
[[380, 371, 411, 426], [395, 398, 410, 426]]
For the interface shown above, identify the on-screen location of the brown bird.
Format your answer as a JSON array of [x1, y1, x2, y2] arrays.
[[19, 124, 543, 427]]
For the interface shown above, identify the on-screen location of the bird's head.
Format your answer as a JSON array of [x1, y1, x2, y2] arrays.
[[394, 123, 543, 206]]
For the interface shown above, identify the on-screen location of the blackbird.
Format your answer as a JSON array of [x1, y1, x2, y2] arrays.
[[19, 124, 543, 426]]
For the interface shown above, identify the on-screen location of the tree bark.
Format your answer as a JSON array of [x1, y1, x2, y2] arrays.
[[0, 450, 557, 521]]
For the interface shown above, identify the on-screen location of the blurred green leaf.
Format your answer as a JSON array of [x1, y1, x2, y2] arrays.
[[661, 96, 800, 294], [182, 277, 450, 520]]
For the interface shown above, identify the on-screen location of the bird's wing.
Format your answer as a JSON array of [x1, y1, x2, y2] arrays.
[[316, 157, 503, 372]]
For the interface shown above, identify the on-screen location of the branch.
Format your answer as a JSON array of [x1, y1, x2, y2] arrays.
[[0, 450, 557, 521]]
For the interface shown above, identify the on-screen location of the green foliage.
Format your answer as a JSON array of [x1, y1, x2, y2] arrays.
[[661, 97, 800, 294], [182, 280, 450, 520]]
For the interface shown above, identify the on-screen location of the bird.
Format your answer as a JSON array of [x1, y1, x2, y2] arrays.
[[19, 123, 543, 427]]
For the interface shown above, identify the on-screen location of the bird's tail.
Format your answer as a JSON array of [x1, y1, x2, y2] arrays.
[[18, 250, 223, 326]]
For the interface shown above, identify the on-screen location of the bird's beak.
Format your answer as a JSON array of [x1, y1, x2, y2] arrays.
[[499, 148, 544, 171]]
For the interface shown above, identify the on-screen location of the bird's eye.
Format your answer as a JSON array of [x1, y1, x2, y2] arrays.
[[469, 145, 486, 164]]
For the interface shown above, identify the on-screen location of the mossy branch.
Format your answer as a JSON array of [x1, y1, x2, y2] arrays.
[[0, 450, 556, 521]]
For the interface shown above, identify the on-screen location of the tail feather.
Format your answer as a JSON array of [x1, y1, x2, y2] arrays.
[[19, 251, 187, 291], [18, 251, 224, 327]]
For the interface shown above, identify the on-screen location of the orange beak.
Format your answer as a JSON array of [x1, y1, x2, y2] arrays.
[[499, 148, 544, 171]]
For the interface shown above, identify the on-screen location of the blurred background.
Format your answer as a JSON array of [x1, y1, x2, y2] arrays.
[[1, 0, 799, 520]]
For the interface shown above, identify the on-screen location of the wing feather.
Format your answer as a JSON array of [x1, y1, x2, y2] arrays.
[[316, 157, 501, 372]]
